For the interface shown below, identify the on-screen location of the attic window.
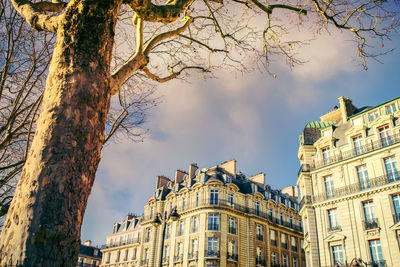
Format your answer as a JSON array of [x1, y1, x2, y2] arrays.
[[368, 110, 379, 122]]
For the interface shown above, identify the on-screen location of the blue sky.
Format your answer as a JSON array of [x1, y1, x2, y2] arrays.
[[80, 30, 400, 246]]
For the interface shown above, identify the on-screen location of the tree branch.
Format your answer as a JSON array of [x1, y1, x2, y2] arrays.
[[249, 0, 307, 15], [141, 65, 209, 83], [10, 0, 66, 32]]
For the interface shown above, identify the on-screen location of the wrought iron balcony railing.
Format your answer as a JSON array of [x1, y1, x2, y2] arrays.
[[162, 257, 169, 263], [366, 260, 386, 267], [281, 242, 288, 249], [227, 253, 238, 261], [140, 259, 148, 265], [143, 198, 302, 232], [271, 239, 277, 246], [174, 255, 183, 262], [291, 246, 298, 252], [205, 250, 220, 257], [363, 218, 379, 230], [297, 133, 400, 174], [256, 258, 265, 266], [256, 234, 263, 241], [77, 263, 99, 267], [311, 173, 400, 203], [188, 251, 198, 259]]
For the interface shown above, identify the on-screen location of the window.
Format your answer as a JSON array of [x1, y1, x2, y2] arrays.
[[208, 213, 219, 231], [182, 197, 187, 210], [196, 192, 200, 206], [177, 242, 183, 258], [270, 230, 276, 246], [293, 256, 299, 267], [322, 147, 331, 165], [191, 216, 199, 233], [229, 217, 236, 234], [282, 254, 289, 267], [177, 220, 184, 236], [106, 252, 110, 264], [255, 201, 260, 216], [268, 209, 273, 220], [256, 224, 263, 240], [226, 175, 232, 183], [166, 224, 171, 239], [163, 245, 169, 261], [228, 193, 234, 208], [369, 110, 379, 121], [369, 240, 384, 266], [379, 125, 392, 146], [328, 208, 340, 231], [281, 233, 287, 249], [228, 240, 236, 258], [145, 228, 151, 242], [357, 165, 370, 190], [353, 135, 364, 155], [191, 239, 198, 254], [324, 175, 335, 199], [132, 248, 137, 260], [332, 245, 344, 265], [384, 156, 399, 182], [150, 206, 154, 218], [393, 194, 400, 223], [289, 216, 293, 228], [256, 247, 263, 264], [291, 236, 297, 251], [115, 251, 120, 262], [207, 237, 218, 256], [363, 200, 378, 230], [271, 252, 278, 264], [210, 189, 219, 205], [144, 248, 149, 261], [280, 212, 284, 225], [124, 249, 128, 261], [386, 103, 397, 114]]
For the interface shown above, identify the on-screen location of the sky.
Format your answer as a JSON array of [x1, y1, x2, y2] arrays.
[[80, 28, 400, 246]]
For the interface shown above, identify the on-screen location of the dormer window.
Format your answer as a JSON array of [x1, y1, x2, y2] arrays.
[[226, 175, 232, 183], [368, 110, 379, 122], [386, 103, 397, 114]]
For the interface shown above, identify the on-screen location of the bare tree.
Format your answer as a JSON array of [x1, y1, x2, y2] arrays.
[[0, 0, 398, 265], [0, 0, 156, 228]]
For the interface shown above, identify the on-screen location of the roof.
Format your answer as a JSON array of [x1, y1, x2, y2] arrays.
[[304, 121, 334, 129], [79, 244, 102, 259]]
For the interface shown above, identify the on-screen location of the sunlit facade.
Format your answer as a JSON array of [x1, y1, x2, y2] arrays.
[[297, 96, 400, 267], [101, 160, 305, 267]]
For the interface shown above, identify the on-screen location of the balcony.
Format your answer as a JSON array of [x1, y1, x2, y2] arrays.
[[77, 263, 98, 267], [162, 257, 169, 264], [101, 237, 139, 249], [227, 253, 238, 261], [256, 258, 265, 266], [393, 213, 400, 223], [188, 251, 198, 259], [313, 173, 400, 203], [256, 234, 263, 241], [299, 195, 312, 210], [281, 242, 288, 249], [174, 255, 183, 262], [140, 259, 148, 266], [208, 223, 219, 231], [228, 226, 237, 234], [205, 250, 220, 258], [363, 218, 379, 230], [366, 260, 386, 267], [291, 246, 298, 252], [298, 133, 400, 172], [328, 225, 342, 232]]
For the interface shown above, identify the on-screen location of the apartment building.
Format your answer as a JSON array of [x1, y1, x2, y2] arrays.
[[77, 240, 103, 267], [297, 96, 400, 266], [101, 160, 305, 267]]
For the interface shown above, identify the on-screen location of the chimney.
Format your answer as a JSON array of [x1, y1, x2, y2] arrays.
[[174, 169, 186, 184], [189, 163, 198, 179], [219, 159, 236, 175], [83, 240, 92, 246], [156, 175, 170, 189], [248, 173, 265, 186], [126, 213, 134, 220]]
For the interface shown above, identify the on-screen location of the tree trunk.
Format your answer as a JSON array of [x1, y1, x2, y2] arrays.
[[0, 0, 121, 265]]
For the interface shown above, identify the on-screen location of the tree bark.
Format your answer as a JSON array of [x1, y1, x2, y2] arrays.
[[0, 0, 122, 265]]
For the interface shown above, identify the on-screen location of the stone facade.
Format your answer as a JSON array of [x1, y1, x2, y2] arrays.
[[297, 96, 400, 267], [101, 160, 305, 267]]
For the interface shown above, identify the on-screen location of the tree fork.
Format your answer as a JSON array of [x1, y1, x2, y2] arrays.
[[0, 0, 122, 265]]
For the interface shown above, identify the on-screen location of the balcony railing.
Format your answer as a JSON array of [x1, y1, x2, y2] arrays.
[[328, 225, 342, 232], [281, 242, 288, 249], [363, 218, 379, 230], [205, 250, 220, 257], [162, 257, 169, 264], [101, 237, 140, 249], [77, 263, 98, 267], [228, 226, 237, 234], [208, 223, 219, 231], [298, 133, 400, 173], [299, 196, 312, 210], [256, 234, 263, 241], [271, 239, 277, 246], [188, 251, 198, 259], [312, 173, 400, 203], [174, 255, 183, 262], [142, 198, 302, 232], [227, 253, 238, 261], [140, 259, 148, 265], [256, 258, 265, 266], [366, 260, 386, 267], [393, 213, 400, 223]]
